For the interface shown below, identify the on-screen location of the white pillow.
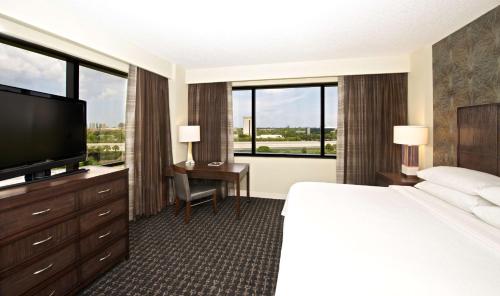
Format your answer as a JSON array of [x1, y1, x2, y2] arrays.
[[478, 187, 500, 206], [415, 181, 492, 212], [473, 206, 500, 229], [417, 166, 500, 195]]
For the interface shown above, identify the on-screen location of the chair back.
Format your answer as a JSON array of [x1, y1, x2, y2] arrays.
[[172, 165, 190, 201]]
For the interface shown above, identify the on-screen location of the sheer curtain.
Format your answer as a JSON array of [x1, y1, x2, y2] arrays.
[[336, 73, 408, 185], [126, 65, 174, 218], [188, 82, 234, 197]]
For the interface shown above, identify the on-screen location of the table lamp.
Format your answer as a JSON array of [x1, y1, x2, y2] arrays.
[[179, 125, 200, 165], [393, 126, 428, 176]]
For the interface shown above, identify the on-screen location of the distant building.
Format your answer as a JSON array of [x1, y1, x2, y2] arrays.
[[243, 116, 252, 136], [296, 128, 310, 135], [88, 122, 108, 129]]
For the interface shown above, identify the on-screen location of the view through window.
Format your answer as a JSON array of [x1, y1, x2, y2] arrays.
[[256, 87, 321, 154], [233, 90, 252, 153], [324, 86, 338, 155], [233, 84, 338, 157], [79, 66, 127, 166], [0, 42, 66, 96]]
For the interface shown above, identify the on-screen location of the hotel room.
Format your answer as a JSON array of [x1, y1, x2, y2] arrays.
[[0, 1, 499, 295]]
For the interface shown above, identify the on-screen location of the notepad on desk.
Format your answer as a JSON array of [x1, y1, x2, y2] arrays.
[[208, 162, 224, 167]]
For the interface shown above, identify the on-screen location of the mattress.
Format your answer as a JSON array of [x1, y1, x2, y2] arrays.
[[275, 182, 500, 296]]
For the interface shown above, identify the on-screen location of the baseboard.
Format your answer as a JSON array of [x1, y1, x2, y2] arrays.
[[240, 190, 287, 200]]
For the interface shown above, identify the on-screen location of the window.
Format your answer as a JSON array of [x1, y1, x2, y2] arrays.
[[79, 66, 127, 166], [232, 84, 338, 157], [233, 90, 252, 153], [0, 35, 128, 167], [0, 42, 66, 96], [324, 86, 338, 156]]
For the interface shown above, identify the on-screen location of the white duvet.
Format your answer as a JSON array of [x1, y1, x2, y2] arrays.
[[276, 182, 500, 296]]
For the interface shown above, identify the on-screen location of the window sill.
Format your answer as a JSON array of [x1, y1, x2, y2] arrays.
[[234, 153, 336, 159]]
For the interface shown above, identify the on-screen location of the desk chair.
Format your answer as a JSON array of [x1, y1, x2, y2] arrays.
[[172, 165, 218, 224]]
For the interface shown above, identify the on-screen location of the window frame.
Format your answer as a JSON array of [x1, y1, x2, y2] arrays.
[[0, 33, 128, 167], [233, 83, 338, 159], [0, 33, 127, 101]]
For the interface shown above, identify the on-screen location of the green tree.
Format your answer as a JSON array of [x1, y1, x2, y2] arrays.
[[257, 146, 271, 153], [112, 145, 120, 151]]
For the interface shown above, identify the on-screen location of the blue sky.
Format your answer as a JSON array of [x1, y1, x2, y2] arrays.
[[0, 43, 127, 127], [233, 86, 338, 128]]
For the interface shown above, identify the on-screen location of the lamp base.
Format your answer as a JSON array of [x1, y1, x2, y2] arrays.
[[401, 165, 419, 176], [401, 145, 419, 176], [186, 142, 195, 166]]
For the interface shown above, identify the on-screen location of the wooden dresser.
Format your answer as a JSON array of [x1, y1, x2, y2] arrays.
[[0, 166, 129, 296]]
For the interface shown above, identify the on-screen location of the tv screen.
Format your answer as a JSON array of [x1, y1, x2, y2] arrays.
[[0, 90, 86, 173]]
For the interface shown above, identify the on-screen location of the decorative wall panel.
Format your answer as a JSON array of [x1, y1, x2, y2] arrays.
[[433, 5, 500, 165]]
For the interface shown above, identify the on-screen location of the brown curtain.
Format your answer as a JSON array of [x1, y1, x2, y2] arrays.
[[125, 65, 137, 220], [188, 82, 234, 196], [133, 67, 174, 217], [336, 73, 408, 185]]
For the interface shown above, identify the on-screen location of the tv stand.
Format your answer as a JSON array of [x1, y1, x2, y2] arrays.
[[0, 168, 89, 191], [22, 168, 89, 186], [0, 166, 129, 295], [24, 169, 51, 182]]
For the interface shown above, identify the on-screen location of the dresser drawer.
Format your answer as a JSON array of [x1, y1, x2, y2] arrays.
[[80, 218, 127, 257], [32, 269, 77, 296], [80, 237, 127, 282], [0, 194, 76, 240], [80, 199, 126, 233], [80, 178, 127, 208], [0, 243, 76, 296], [0, 219, 77, 271]]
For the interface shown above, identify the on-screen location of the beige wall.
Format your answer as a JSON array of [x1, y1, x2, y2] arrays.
[[0, 14, 128, 72], [408, 46, 433, 169], [187, 55, 410, 83], [169, 65, 189, 163], [0, 14, 173, 78], [235, 156, 336, 199]]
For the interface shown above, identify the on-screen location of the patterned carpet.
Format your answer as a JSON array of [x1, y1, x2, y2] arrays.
[[81, 197, 285, 296]]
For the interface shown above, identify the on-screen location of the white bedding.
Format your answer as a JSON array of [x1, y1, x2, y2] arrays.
[[276, 182, 500, 296]]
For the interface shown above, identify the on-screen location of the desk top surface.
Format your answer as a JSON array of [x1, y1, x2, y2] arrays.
[[174, 162, 249, 174]]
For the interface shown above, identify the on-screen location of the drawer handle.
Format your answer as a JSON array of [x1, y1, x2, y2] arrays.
[[97, 209, 112, 217], [98, 231, 112, 239], [32, 235, 53, 246], [32, 208, 51, 216], [33, 263, 53, 275], [98, 188, 111, 194], [48, 290, 56, 296], [99, 252, 112, 262]]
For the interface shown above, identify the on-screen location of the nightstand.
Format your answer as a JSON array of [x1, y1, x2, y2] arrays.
[[376, 172, 422, 187]]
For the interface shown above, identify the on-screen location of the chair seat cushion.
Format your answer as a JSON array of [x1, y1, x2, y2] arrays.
[[190, 185, 217, 200]]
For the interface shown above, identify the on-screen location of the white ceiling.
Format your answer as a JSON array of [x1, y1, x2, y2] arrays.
[[0, 0, 498, 69]]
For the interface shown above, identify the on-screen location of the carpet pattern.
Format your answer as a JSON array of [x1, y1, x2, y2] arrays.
[[81, 197, 285, 296]]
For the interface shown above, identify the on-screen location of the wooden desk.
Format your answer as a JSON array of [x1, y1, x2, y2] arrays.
[[170, 162, 250, 219]]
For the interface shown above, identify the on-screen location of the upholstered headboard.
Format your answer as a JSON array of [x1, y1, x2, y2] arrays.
[[457, 103, 500, 176]]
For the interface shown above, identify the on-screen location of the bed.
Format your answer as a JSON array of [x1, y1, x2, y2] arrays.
[[275, 104, 500, 296]]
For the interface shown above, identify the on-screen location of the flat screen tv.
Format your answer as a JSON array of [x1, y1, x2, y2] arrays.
[[0, 89, 86, 181]]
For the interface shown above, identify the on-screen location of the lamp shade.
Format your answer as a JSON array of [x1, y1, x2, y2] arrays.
[[394, 126, 428, 146], [179, 125, 200, 142]]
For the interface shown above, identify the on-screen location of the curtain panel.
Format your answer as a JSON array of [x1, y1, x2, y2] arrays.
[[188, 82, 234, 196], [126, 66, 174, 218], [125, 65, 137, 220], [336, 73, 408, 185]]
